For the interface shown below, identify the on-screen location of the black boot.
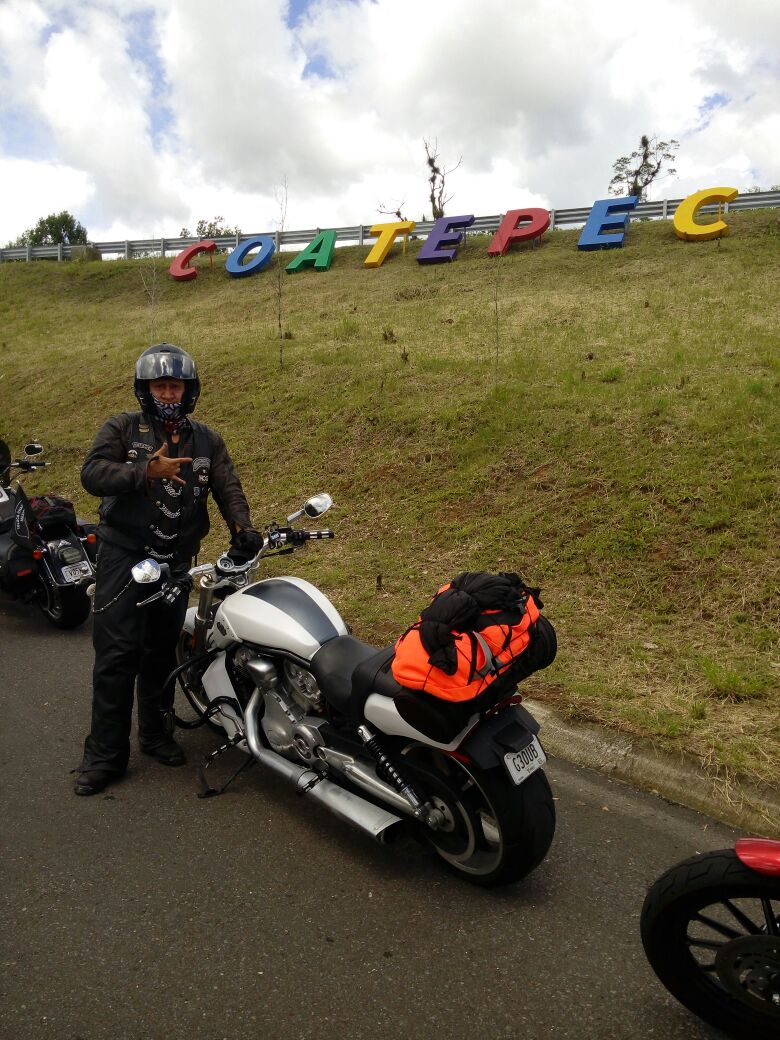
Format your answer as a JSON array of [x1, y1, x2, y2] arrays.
[[140, 738, 187, 766], [74, 769, 117, 796]]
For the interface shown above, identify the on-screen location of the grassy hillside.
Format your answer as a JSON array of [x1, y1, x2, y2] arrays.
[[1, 210, 779, 790]]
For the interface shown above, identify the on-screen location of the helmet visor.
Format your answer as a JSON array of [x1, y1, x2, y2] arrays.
[[136, 350, 197, 381]]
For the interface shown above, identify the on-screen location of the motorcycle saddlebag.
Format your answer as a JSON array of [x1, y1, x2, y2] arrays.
[[29, 495, 78, 532], [3, 544, 39, 589]]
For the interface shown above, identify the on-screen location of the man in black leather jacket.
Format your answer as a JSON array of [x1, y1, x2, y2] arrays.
[[74, 343, 262, 796]]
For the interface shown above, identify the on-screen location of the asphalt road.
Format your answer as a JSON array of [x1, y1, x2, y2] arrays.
[[0, 598, 741, 1040]]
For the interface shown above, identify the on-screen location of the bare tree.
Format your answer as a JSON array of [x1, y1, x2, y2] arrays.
[[493, 250, 501, 389], [274, 177, 288, 369], [423, 138, 462, 219], [139, 250, 164, 342], [377, 198, 407, 221], [608, 135, 679, 201]]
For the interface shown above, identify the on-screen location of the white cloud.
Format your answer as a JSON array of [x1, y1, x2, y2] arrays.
[[0, 158, 94, 242], [0, 0, 778, 243]]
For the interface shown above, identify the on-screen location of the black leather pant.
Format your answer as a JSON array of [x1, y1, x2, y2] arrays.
[[78, 540, 189, 775]]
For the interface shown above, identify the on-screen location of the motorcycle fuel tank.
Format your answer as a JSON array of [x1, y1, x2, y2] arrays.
[[212, 576, 348, 659]]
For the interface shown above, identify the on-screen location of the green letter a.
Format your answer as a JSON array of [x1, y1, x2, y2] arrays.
[[286, 230, 337, 273]]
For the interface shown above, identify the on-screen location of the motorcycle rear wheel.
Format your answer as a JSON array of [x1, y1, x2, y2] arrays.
[[641, 848, 780, 1039], [400, 743, 555, 886], [37, 580, 91, 629]]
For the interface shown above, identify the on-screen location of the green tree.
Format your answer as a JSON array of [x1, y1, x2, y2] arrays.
[[609, 135, 679, 201], [6, 210, 88, 247], [179, 216, 241, 239]]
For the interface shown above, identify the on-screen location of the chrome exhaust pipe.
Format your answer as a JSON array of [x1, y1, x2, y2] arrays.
[[244, 690, 403, 844]]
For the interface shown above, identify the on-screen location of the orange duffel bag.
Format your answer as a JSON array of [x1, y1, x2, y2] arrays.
[[391, 572, 552, 702]]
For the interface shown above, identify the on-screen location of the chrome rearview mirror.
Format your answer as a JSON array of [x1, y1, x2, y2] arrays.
[[24, 442, 44, 457], [303, 493, 333, 519], [131, 558, 162, 584], [286, 493, 333, 524]]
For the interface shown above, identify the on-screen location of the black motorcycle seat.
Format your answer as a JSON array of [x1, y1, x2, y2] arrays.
[[310, 635, 384, 714], [352, 646, 480, 743], [312, 616, 558, 743], [310, 636, 481, 744]]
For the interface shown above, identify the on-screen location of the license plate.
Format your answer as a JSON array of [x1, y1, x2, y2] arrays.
[[62, 562, 90, 583], [504, 736, 546, 785]]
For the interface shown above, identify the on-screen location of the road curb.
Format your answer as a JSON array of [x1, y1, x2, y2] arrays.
[[525, 698, 780, 838]]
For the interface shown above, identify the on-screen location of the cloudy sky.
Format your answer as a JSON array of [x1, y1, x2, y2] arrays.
[[1, 0, 778, 244]]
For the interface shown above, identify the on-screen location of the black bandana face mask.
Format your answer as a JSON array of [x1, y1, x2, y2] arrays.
[[151, 395, 187, 431]]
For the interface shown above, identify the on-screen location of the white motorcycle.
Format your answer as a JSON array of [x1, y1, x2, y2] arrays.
[[133, 493, 557, 886]]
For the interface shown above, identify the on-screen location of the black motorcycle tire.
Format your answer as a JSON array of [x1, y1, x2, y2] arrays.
[[37, 580, 91, 629], [400, 743, 555, 887], [175, 630, 223, 732], [640, 848, 780, 1040]]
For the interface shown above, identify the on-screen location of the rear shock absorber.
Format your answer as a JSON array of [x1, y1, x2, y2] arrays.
[[357, 724, 429, 818]]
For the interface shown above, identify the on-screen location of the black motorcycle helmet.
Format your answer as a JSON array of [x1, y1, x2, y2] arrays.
[[134, 343, 201, 415]]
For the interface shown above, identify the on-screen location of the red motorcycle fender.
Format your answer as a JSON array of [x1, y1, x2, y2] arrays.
[[735, 836, 780, 875]]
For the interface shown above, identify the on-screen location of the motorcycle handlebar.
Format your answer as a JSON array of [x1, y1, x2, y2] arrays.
[[12, 460, 50, 471], [135, 566, 193, 608], [190, 525, 336, 583], [273, 528, 335, 546], [215, 553, 256, 575]]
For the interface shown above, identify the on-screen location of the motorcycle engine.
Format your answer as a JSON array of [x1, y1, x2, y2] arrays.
[[226, 645, 259, 707], [282, 660, 324, 716], [233, 651, 324, 758]]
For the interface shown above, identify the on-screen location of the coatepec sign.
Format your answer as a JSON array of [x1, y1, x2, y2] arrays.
[[168, 186, 739, 281]]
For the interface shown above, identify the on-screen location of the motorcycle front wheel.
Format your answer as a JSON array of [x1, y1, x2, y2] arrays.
[[641, 848, 780, 1039], [175, 630, 223, 732], [399, 743, 555, 887], [37, 580, 91, 629]]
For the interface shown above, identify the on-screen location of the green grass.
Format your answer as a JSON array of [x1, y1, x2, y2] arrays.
[[1, 210, 779, 786]]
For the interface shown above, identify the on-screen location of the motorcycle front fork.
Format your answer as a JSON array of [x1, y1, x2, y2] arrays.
[[191, 575, 217, 653]]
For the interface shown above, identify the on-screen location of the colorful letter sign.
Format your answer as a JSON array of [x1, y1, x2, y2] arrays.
[[578, 197, 638, 251], [488, 209, 550, 255], [364, 221, 416, 268], [673, 187, 738, 241], [225, 235, 275, 278], [168, 240, 216, 281], [286, 230, 337, 273], [165, 181, 746, 284], [417, 215, 475, 264]]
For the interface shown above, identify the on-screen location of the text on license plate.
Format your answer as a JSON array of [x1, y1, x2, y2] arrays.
[[504, 736, 546, 785], [62, 562, 89, 583]]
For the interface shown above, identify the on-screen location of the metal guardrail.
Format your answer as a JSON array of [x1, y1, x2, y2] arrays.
[[2, 191, 778, 263]]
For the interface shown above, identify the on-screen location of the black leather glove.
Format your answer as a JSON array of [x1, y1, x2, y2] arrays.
[[162, 573, 193, 608], [229, 528, 263, 561]]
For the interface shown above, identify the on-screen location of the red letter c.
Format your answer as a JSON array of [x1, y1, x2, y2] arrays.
[[168, 241, 216, 281]]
